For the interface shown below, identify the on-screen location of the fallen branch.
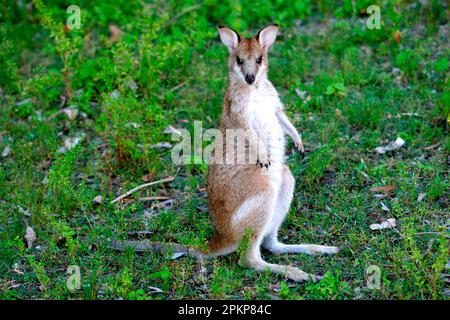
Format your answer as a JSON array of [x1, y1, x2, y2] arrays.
[[47, 96, 68, 120], [110, 176, 175, 204], [386, 112, 422, 119], [138, 196, 170, 202], [169, 81, 186, 92]]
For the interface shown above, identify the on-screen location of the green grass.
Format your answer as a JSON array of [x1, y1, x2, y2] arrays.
[[0, 1, 449, 300]]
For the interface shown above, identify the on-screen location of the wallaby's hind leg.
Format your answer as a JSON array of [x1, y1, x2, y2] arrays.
[[243, 243, 322, 282], [241, 227, 321, 282], [207, 231, 238, 258], [237, 194, 320, 282], [262, 166, 340, 255]]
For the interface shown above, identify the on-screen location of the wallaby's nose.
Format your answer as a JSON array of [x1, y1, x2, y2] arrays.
[[245, 74, 255, 84]]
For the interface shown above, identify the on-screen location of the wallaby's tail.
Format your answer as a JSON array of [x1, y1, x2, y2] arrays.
[[109, 239, 209, 259]]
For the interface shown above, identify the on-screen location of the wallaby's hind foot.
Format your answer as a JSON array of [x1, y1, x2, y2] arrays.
[[241, 255, 322, 283]]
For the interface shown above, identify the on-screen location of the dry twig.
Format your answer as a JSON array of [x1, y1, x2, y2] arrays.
[[110, 176, 175, 204]]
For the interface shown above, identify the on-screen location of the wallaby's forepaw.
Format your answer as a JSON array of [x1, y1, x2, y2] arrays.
[[294, 137, 305, 154], [256, 152, 271, 169]]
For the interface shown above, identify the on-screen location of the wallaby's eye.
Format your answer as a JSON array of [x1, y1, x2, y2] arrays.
[[236, 57, 243, 65], [256, 56, 262, 64]]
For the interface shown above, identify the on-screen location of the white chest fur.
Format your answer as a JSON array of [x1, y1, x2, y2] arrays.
[[247, 83, 285, 166]]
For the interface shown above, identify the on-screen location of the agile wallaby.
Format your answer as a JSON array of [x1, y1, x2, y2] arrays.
[[110, 24, 339, 282], [205, 24, 339, 282]]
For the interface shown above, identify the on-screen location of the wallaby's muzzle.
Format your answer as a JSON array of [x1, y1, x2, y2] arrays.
[[245, 74, 255, 84]]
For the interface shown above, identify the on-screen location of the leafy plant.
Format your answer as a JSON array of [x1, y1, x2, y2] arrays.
[[305, 271, 352, 299], [304, 143, 335, 183], [325, 82, 346, 97]]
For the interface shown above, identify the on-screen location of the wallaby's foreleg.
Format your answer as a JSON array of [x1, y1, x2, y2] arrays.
[[275, 109, 304, 153], [262, 166, 340, 255]]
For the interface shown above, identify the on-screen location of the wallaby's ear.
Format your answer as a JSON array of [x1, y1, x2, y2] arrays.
[[217, 26, 241, 52], [256, 24, 279, 49]]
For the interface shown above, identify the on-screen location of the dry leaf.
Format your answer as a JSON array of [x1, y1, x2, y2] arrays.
[[380, 202, 390, 212], [370, 185, 396, 193], [148, 286, 164, 293], [141, 172, 154, 182], [391, 68, 403, 86], [64, 136, 81, 149], [375, 137, 405, 154], [171, 252, 185, 260], [143, 208, 158, 219], [417, 193, 426, 202], [163, 125, 181, 137], [25, 226, 36, 248], [126, 122, 141, 128], [358, 170, 370, 180], [8, 282, 21, 289], [109, 89, 120, 99], [93, 195, 103, 204], [63, 108, 78, 121], [2, 145, 10, 157], [392, 30, 402, 43], [370, 218, 397, 230], [58, 135, 84, 153], [109, 24, 124, 43], [295, 88, 311, 104], [18, 206, 31, 217], [127, 79, 137, 91], [12, 263, 24, 275]]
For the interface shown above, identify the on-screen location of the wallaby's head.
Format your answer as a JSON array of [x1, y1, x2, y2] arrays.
[[217, 24, 279, 86]]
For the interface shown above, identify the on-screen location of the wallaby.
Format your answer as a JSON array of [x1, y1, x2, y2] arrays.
[[110, 24, 339, 282]]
